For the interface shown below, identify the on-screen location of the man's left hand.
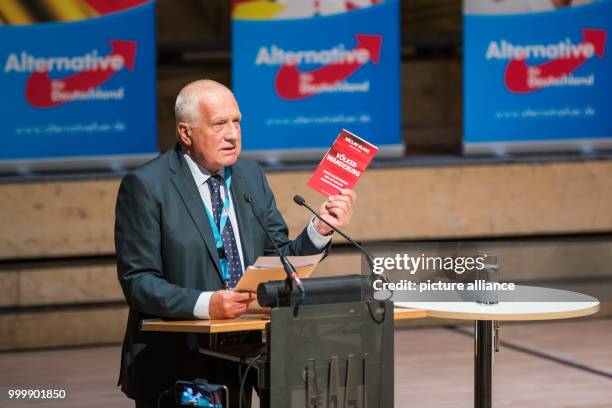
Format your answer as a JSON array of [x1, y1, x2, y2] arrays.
[[314, 189, 357, 236]]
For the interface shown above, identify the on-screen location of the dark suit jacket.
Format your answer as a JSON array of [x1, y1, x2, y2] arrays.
[[115, 146, 327, 401]]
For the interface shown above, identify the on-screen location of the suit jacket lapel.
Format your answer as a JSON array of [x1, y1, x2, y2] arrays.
[[230, 164, 255, 269], [168, 148, 223, 280]]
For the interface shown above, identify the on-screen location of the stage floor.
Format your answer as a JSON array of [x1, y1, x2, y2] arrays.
[[1, 319, 611, 408]]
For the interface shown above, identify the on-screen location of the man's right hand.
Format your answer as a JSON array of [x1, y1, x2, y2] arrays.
[[209, 290, 255, 319]]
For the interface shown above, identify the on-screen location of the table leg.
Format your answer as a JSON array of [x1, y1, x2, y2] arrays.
[[474, 320, 494, 408]]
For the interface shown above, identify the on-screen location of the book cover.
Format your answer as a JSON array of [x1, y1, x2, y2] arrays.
[[307, 129, 378, 196]]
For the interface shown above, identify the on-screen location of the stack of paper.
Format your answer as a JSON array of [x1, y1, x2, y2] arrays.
[[234, 253, 324, 292]]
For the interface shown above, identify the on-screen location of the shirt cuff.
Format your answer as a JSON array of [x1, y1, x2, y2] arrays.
[[307, 217, 333, 249], [193, 291, 215, 319]]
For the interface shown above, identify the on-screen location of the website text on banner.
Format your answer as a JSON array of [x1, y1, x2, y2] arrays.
[[0, 0, 157, 172], [463, 0, 612, 154], [231, 0, 401, 161]]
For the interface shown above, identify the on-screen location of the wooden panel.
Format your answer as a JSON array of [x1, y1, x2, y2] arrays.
[[2, 161, 612, 260], [13, 264, 121, 306], [0, 313, 15, 350], [3, 245, 601, 309], [20, 264, 121, 306], [312, 251, 362, 277], [0, 307, 128, 351], [487, 241, 612, 281], [0, 300, 607, 350], [0, 306, 425, 351], [0, 179, 118, 259], [0, 271, 18, 307], [269, 161, 612, 241], [0, 252, 357, 308]]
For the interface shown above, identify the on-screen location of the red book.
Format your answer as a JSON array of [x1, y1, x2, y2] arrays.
[[307, 129, 378, 196]]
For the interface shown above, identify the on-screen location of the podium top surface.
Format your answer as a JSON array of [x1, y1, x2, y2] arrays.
[[395, 286, 600, 321], [140, 307, 427, 334]]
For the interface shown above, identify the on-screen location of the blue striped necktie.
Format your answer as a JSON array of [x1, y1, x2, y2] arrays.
[[206, 174, 243, 288]]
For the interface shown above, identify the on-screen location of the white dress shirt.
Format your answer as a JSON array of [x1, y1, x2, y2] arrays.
[[182, 153, 332, 319]]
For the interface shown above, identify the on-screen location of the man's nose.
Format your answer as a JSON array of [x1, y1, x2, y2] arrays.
[[225, 123, 240, 140]]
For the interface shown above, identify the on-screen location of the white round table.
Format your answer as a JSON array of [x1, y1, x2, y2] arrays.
[[395, 286, 600, 408]]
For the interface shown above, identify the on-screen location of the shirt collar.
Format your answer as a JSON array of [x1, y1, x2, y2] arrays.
[[182, 152, 224, 186]]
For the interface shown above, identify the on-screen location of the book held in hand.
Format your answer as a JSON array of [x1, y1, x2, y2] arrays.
[[307, 129, 378, 196]]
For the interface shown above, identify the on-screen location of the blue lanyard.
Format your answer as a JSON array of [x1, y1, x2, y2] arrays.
[[203, 167, 233, 284]]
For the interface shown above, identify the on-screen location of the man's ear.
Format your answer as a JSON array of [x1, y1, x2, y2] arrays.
[[177, 122, 192, 146]]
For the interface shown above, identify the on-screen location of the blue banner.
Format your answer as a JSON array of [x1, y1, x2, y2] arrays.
[[232, 0, 401, 159], [0, 0, 157, 170], [464, 0, 612, 154]]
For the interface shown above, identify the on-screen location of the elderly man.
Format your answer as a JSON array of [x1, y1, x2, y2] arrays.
[[115, 80, 356, 407]]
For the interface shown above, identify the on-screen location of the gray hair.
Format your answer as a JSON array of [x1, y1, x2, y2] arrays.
[[174, 79, 232, 125]]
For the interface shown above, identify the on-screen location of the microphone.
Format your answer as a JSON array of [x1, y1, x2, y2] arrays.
[[244, 193, 304, 298], [294, 194, 391, 324], [292, 194, 378, 275]]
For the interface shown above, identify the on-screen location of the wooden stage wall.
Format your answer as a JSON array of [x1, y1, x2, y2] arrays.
[[1, 160, 611, 350]]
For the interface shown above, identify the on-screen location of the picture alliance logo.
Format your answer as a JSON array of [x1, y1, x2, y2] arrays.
[[484, 28, 607, 93], [254, 34, 382, 100], [3, 39, 137, 108]]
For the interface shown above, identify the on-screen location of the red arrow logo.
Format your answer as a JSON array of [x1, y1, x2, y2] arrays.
[[504, 29, 606, 93], [274, 34, 382, 100], [25, 40, 137, 108]]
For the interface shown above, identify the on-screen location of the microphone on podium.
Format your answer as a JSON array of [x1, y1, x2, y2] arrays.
[[243, 193, 304, 299], [292, 194, 377, 273], [293, 194, 390, 323]]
